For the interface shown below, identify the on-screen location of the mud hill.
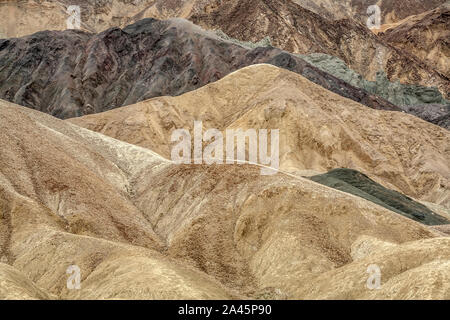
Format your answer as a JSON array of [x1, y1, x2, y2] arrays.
[[0, 18, 400, 119], [1, 91, 449, 299], [299, 53, 450, 129], [69, 64, 450, 209], [380, 3, 450, 79]]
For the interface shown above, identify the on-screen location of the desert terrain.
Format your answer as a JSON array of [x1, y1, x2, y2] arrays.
[[0, 0, 449, 300]]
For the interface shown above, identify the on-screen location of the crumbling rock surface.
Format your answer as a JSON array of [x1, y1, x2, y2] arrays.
[[189, 0, 449, 96], [380, 3, 450, 79]]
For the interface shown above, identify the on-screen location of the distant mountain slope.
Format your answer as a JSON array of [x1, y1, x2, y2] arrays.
[[350, 0, 447, 24], [189, 0, 449, 96], [68, 64, 450, 209], [1, 0, 449, 96], [3, 0, 445, 36], [310, 168, 449, 225], [299, 53, 450, 129], [380, 3, 450, 78], [291, 0, 447, 23], [0, 0, 206, 37], [0, 18, 400, 119], [300, 53, 449, 106]]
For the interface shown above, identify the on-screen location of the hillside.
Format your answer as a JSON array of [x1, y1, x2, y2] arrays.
[[0, 18, 400, 119], [310, 168, 449, 226], [292, 0, 447, 23], [69, 64, 450, 209], [189, 0, 449, 96], [1, 0, 448, 96], [380, 3, 450, 78], [1, 93, 449, 299]]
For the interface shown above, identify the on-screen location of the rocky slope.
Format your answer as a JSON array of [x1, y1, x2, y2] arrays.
[[0, 18, 400, 119], [1, 90, 449, 299], [380, 3, 450, 79], [189, 0, 450, 96], [299, 53, 450, 129], [0, 0, 205, 37], [301, 53, 449, 106], [69, 64, 450, 209], [350, 0, 447, 24], [2, 0, 449, 96], [3, 0, 445, 35]]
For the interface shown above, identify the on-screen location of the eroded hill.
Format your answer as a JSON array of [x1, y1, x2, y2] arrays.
[[189, 0, 449, 96], [68, 64, 450, 209], [1, 95, 449, 299]]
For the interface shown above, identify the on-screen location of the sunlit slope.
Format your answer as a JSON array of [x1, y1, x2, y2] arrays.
[[69, 64, 450, 208], [1, 98, 448, 299]]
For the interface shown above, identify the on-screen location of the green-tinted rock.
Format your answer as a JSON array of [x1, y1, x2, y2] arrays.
[[299, 53, 449, 107], [310, 168, 449, 226]]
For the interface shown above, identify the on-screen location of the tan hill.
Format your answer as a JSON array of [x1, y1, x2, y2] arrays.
[[380, 3, 450, 78], [297, 236, 450, 299], [1, 0, 448, 96], [69, 64, 450, 209], [0, 97, 238, 299], [1, 90, 449, 299]]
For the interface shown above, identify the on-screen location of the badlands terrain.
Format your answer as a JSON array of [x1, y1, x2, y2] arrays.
[[0, 0, 449, 300]]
